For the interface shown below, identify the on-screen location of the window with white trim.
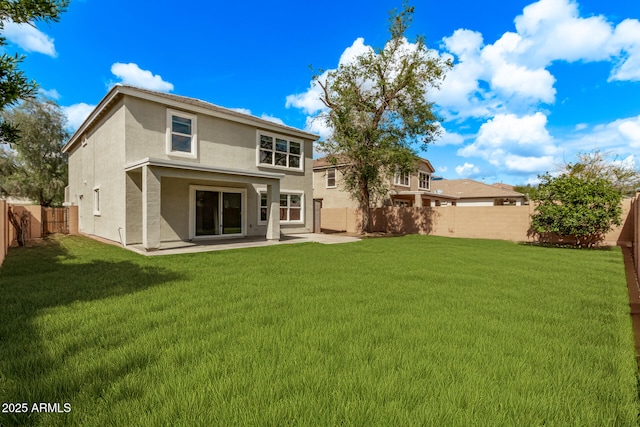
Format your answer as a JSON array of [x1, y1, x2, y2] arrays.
[[418, 171, 430, 190], [394, 171, 410, 186], [326, 168, 336, 188], [258, 191, 303, 224], [257, 132, 302, 170], [166, 109, 197, 158], [93, 186, 101, 216]]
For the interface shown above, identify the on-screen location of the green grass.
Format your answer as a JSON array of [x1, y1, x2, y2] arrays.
[[0, 235, 638, 426]]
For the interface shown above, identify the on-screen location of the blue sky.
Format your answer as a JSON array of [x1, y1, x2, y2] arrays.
[[9, 0, 640, 185]]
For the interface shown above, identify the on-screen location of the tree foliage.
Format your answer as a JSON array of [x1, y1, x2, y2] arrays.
[[530, 173, 623, 247], [0, 0, 68, 143], [315, 3, 451, 233], [0, 98, 69, 206], [563, 149, 640, 196]]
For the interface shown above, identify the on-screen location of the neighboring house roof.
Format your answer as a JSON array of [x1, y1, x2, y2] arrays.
[[313, 155, 435, 172], [62, 84, 318, 153], [430, 179, 525, 199], [313, 156, 348, 169], [491, 182, 516, 191]]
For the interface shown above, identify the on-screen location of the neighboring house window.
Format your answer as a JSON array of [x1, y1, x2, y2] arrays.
[[93, 186, 101, 216], [419, 172, 430, 190], [394, 171, 410, 186], [166, 109, 198, 158], [394, 199, 411, 207], [326, 168, 336, 188], [258, 191, 303, 224], [257, 132, 302, 170]]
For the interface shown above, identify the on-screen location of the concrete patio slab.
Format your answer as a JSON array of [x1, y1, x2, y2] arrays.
[[126, 233, 361, 256]]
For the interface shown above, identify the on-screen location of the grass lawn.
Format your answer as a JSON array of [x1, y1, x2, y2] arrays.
[[0, 235, 638, 426]]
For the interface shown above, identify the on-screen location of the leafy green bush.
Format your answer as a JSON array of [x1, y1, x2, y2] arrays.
[[530, 173, 623, 247]]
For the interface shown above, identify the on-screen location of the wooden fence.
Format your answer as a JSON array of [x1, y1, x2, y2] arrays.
[[42, 207, 69, 235]]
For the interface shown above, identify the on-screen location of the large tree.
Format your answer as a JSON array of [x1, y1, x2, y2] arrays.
[[0, 98, 69, 206], [315, 4, 451, 233], [530, 173, 623, 247], [0, 0, 68, 143]]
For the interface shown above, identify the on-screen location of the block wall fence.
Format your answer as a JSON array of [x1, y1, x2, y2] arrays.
[[0, 199, 639, 274], [0, 205, 78, 266]]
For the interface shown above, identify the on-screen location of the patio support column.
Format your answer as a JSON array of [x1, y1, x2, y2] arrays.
[[414, 194, 423, 208], [266, 180, 281, 241], [142, 165, 161, 251]]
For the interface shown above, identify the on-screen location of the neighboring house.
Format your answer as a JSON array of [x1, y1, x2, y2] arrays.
[[313, 156, 458, 208], [430, 179, 526, 206], [62, 85, 318, 250]]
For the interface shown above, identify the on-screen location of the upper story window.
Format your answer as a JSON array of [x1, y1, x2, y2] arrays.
[[257, 132, 302, 171], [394, 171, 410, 187], [166, 109, 198, 158], [326, 168, 336, 188], [419, 171, 430, 190]]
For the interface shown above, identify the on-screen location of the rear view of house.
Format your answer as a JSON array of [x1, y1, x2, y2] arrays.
[[63, 85, 318, 250]]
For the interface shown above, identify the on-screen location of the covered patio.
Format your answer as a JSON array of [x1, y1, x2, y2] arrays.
[[124, 157, 285, 251]]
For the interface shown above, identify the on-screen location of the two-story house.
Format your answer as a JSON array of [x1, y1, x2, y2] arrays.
[[313, 156, 458, 208], [62, 85, 318, 251]]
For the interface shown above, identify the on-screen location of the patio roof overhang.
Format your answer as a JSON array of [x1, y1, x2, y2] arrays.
[[124, 157, 285, 181]]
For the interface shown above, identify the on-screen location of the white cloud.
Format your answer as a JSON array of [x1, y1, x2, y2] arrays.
[[455, 162, 480, 176], [458, 113, 558, 172], [567, 115, 640, 151], [513, 0, 613, 65], [610, 19, 640, 81], [62, 103, 95, 131], [229, 107, 252, 115], [504, 154, 555, 173], [285, 80, 325, 116], [304, 116, 332, 141], [338, 37, 374, 65], [285, 38, 375, 116], [433, 124, 465, 146], [475, 112, 553, 148], [38, 88, 60, 100], [260, 114, 285, 125], [2, 20, 56, 56], [110, 63, 174, 92], [229, 108, 286, 126], [618, 120, 640, 147], [436, 0, 640, 120]]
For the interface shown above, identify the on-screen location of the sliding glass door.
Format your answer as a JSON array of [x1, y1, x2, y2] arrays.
[[191, 186, 244, 238]]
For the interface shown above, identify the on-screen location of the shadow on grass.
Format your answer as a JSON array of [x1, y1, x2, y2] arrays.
[[518, 241, 617, 251], [0, 237, 183, 425]]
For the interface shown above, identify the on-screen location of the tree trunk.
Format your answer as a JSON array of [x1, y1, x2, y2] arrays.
[[359, 181, 372, 234], [8, 207, 29, 247]]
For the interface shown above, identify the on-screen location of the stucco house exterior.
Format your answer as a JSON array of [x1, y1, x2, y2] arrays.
[[62, 85, 318, 250], [430, 179, 526, 206], [313, 156, 458, 208]]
